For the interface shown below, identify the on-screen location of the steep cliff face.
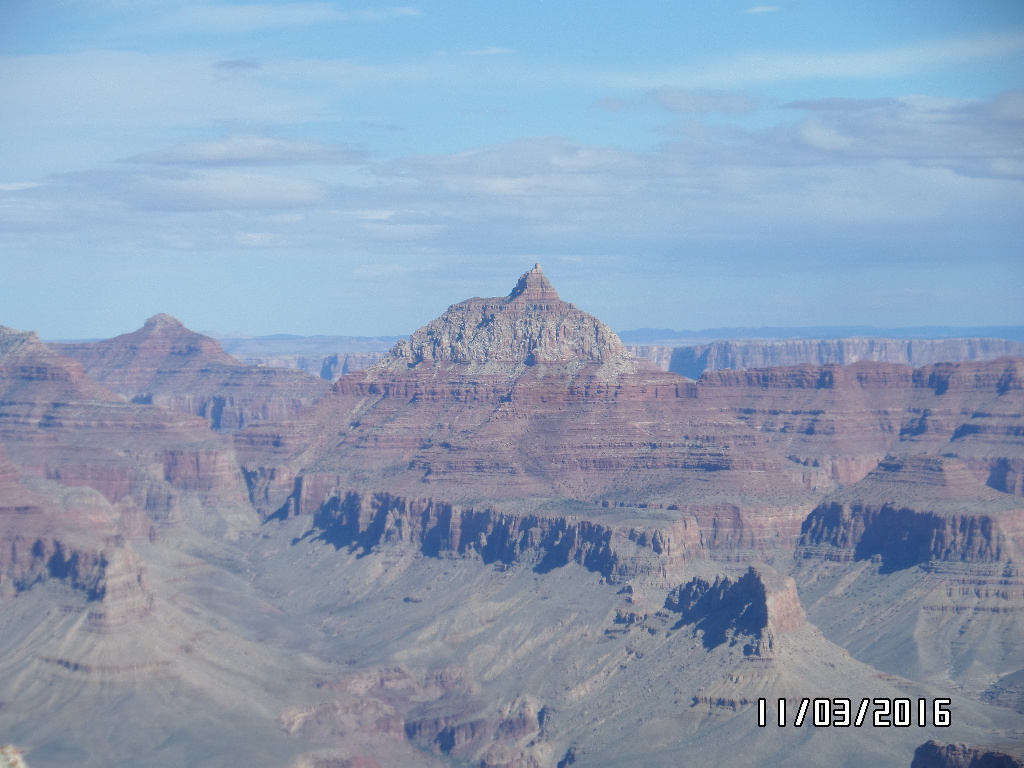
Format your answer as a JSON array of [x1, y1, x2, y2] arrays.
[[54, 314, 330, 432], [307, 489, 703, 581], [664, 566, 805, 655], [799, 454, 1024, 571], [631, 338, 1024, 379], [319, 352, 387, 380]]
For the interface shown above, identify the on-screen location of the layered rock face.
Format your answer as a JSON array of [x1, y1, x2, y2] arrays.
[[228, 351, 386, 381], [796, 358, 1024, 569], [4, 268, 1024, 767], [54, 314, 330, 431], [632, 337, 1024, 379], [799, 456, 1024, 571], [238, 267, 1024, 574], [307, 489, 699, 582], [384, 263, 632, 371]]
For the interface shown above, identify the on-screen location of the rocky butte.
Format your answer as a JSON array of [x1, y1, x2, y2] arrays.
[[53, 314, 331, 432], [0, 266, 1022, 767]]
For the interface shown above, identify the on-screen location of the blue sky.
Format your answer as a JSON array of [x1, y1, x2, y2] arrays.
[[1, 1, 1022, 338]]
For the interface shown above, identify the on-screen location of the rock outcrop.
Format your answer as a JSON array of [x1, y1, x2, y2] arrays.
[[664, 566, 805, 655], [799, 455, 1024, 570], [383, 263, 633, 372], [3, 266, 1024, 768], [54, 314, 331, 431]]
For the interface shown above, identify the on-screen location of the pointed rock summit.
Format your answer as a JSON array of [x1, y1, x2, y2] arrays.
[[385, 265, 633, 370], [508, 263, 559, 302]]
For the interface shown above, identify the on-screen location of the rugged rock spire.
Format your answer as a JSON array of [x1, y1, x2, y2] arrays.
[[508, 263, 559, 302], [383, 264, 633, 370]]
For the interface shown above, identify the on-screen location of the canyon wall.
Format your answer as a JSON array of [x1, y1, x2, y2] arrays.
[[631, 338, 1024, 379]]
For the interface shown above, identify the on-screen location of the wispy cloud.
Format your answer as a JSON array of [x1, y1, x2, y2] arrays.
[[464, 47, 514, 56], [125, 136, 363, 166], [594, 89, 756, 114], [591, 32, 1024, 89], [159, 3, 420, 34], [593, 97, 635, 113], [781, 92, 1024, 178], [649, 88, 757, 114], [126, 171, 329, 210], [746, 5, 781, 13], [213, 59, 261, 71], [352, 263, 414, 278]]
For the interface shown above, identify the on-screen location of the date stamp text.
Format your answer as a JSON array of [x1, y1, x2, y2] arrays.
[[757, 697, 951, 728]]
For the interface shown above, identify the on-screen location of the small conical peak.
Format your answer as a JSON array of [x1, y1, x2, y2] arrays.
[[508, 263, 559, 302], [143, 313, 186, 331]]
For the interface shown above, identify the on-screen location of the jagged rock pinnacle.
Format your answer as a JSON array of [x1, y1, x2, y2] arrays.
[[383, 265, 632, 370], [508, 263, 559, 302]]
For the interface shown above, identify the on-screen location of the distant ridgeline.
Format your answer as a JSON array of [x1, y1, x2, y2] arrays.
[[628, 337, 1024, 380], [199, 325, 1024, 383]]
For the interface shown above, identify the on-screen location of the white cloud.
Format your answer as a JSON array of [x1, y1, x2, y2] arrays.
[[128, 171, 328, 210], [0, 182, 42, 192], [746, 5, 781, 13], [126, 136, 363, 166], [357, 92, 1024, 254], [0, 51, 319, 127], [798, 119, 855, 151], [235, 231, 284, 247], [782, 93, 1024, 178], [465, 47, 515, 56]]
